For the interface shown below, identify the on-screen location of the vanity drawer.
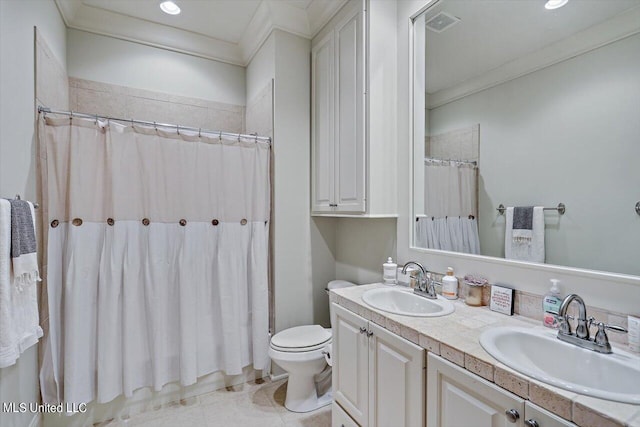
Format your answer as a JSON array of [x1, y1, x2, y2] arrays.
[[332, 401, 359, 427]]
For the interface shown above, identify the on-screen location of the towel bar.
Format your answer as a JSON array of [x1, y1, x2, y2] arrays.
[[497, 203, 565, 216], [14, 194, 39, 209]]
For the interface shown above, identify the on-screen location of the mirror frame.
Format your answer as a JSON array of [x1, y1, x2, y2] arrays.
[[406, 0, 640, 287]]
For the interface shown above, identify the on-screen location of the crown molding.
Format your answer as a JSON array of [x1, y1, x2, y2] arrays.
[[427, 5, 640, 109], [55, 0, 346, 67]]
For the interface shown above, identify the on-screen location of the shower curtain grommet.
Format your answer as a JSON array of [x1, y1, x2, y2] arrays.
[[72, 218, 83, 226], [142, 218, 150, 226], [179, 219, 187, 226], [107, 218, 114, 226], [50, 220, 59, 228], [212, 219, 219, 226]]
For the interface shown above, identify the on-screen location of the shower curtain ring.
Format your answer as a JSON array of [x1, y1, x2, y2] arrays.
[[237, 133, 241, 142], [94, 114, 98, 125], [198, 128, 202, 138], [154, 121, 157, 131], [177, 125, 180, 135], [219, 131, 222, 141]]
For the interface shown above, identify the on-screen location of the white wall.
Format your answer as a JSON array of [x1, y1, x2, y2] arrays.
[[67, 29, 246, 106], [396, 0, 640, 315], [429, 34, 640, 276], [270, 30, 315, 332], [246, 35, 275, 106], [335, 218, 397, 285], [0, 3, 67, 427]]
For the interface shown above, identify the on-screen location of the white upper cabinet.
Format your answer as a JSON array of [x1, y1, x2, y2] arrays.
[[311, 0, 397, 217]]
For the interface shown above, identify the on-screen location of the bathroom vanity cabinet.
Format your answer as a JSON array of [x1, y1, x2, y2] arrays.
[[311, 0, 397, 217], [427, 353, 576, 427], [332, 303, 425, 427]]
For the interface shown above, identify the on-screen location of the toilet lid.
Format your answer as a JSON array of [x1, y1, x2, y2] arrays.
[[271, 325, 331, 351]]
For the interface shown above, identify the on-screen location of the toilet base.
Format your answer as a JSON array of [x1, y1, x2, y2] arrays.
[[284, 374, 332, 413]]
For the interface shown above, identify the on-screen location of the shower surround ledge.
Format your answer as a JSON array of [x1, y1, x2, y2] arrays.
[[330, 283, 640, 427]]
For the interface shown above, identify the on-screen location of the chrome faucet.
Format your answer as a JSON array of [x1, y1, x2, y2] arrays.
[[401, 262, 437, 299], [556, 293, 627, 354]]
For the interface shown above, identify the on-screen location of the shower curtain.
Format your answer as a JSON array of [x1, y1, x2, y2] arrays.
[[416, 160, 480, 254], [38, 116, 270, 405]]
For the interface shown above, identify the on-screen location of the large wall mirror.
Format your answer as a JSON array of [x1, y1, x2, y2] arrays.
[[412, 0, 640, 277]]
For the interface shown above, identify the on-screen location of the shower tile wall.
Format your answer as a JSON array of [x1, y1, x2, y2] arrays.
[[426, 123, 480, 162], [69, 78, 245, 133]]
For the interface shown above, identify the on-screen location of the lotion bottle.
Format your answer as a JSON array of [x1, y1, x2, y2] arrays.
[[543, 279, 562, 328], [383, 257, 397, 285], [442, 267, 458, 299]]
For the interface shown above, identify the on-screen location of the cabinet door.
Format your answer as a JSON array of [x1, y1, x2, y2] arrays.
[[368, 322, 425, 427], [311, 31, 335, 213], [524, 402, 576, 427], [332, 303, 369, 426], [427, 353, 525, 427], [334, 5, 365, 213], [332, 401, 360, 427]]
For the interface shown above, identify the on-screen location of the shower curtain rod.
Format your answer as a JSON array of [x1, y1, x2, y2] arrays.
[[425, 156, 477, 166], [38, 106, 272, 143]]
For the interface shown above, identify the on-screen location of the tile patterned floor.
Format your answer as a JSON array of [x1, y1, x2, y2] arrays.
[[98, 379, 331, 427]]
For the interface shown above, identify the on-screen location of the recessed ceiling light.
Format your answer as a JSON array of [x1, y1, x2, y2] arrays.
[[545, 0, 569, 10], [160, 1, 181, 15]]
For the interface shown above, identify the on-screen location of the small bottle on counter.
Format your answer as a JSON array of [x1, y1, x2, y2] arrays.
[[442, 267, 458, 300], [542, 279, 563, 329], [383, 257, 397, 285]]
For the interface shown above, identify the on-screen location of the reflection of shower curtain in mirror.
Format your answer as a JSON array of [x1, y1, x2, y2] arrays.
[[416, 160, 480, 254]]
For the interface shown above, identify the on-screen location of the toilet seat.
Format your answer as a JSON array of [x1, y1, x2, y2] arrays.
[[270, 325, 331, 353]]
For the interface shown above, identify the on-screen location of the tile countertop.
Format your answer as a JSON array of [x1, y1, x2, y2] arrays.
[[330, 283, 640, 427]]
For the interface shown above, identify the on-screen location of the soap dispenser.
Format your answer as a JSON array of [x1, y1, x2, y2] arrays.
[[383, 257, 397, 285], [543, 279, 562, 329], [442, 267, 458, 300]]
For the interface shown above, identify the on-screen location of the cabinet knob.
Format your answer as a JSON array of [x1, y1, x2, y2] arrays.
[[505, 409, 520, 423], [359, 327, 367, 334], [524, 419, 540, 427]]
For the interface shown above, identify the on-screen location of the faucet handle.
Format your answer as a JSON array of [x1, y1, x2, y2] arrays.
[[555, 314, 573, 334], [594, 322, 627, 349]]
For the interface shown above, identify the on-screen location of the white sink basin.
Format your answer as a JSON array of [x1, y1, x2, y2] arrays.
[[361, 287, 455, 317], [480, 327, 640, 404]]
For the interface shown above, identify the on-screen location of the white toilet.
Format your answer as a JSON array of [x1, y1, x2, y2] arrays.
[[268, 280, 355, 413]]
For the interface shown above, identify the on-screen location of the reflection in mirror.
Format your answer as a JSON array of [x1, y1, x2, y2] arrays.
[[412, 0, 640, 276]]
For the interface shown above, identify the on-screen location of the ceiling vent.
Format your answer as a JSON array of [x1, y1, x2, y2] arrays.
[[426, 11, 461, 33]]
